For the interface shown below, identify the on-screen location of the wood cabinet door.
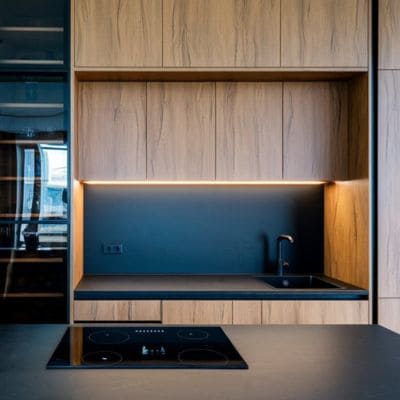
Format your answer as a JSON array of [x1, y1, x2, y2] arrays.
[[78, 82, 146, 180], [216, 82, 283, 180], [75, 0, 162, 67], [378, 71, 400, 298], [283, 82, 348, 180], [379, 299, 400, 334], [262, 301, 369, 324], [379, 0, 400, 69], [74, 300, 161, 321], [162, 301, 233, 324], [163, 0, 280, 67], [147, 82, 215, 180], [281, 0, 368, 67]]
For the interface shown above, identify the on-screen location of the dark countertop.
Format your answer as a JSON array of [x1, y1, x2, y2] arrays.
[[1, 324, 400, 400], [74, 275, 368, 300]]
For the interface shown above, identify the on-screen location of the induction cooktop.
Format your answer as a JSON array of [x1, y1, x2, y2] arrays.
[[47, 326, 248, 369]]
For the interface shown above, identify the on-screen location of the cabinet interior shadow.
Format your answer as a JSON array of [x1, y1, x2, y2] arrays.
[[83, 186, 323, 275]]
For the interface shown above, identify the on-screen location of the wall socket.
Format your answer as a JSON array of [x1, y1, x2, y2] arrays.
[[102, 242, 123, 255]]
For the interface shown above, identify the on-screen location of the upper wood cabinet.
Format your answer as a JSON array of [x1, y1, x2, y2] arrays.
[[281, 0, 368, 68], [78, 82, 146, 180], [283, 82, 348, 180], [74, 0, 162, 67], [162, 0, 280, 67], [379, 0, 400, 69], [216, 82, 282, 180], [147, 82, 215, 180]]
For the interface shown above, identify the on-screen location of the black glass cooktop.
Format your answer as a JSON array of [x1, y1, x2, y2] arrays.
[[47, 326, 248, 369]]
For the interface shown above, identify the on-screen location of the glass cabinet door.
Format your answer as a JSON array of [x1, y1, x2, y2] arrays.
[[0, 0, 66, 68]]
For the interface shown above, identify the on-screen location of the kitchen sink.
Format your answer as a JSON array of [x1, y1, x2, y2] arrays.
[[258, 275, 343, 289]]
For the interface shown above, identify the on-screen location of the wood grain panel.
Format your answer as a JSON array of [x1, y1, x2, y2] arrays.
[[74, 300, 130, 321], [324, 180, 369, 289], [233, 301, 262, 325], [162, 301, 233, 324], [128, 300, 161, 321], [75, 0, 162, 67], [262, 301, 369, 324], [78, 82, 146, 180], [216, 82, 282, 180], [283, 82, 348, 180], [72, 180, 84, 289], [379, 0, 400, 69], [74, 300, 161, 321], [163, 0, 280, 67], [348, 74, 369, 180], [379, 299, 400, 334], [378, 71, 400, 297], [147, 82, 215, 180], [281, 0, 368, 67]]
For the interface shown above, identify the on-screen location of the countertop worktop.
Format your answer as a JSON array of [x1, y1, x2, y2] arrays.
[[1, 324, 400, 400], [74, 275, 368, 300]]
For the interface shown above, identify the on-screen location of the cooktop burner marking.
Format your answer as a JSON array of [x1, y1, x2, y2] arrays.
[[82, 351, 123, 366], [177, 348, 229, 366], [88, 330, 130, 345], [177, 329, 210, 340]]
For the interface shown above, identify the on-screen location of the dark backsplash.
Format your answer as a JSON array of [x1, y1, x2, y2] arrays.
[[84, 185, 324, 275]]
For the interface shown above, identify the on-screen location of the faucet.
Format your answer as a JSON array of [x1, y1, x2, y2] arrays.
[[277, 235, 294, 276]]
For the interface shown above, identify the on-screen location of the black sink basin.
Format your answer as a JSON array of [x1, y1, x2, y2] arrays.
[[258, 275, 343, 289]]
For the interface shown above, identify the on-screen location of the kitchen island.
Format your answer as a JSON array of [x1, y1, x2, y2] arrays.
[[1, 324, 400, 400]]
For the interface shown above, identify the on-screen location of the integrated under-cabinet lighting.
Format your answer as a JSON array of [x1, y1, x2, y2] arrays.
[[81, 180, 326, 185]]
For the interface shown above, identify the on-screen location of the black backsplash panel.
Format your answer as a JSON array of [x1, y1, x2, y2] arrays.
[[84, 185, 324, 275]]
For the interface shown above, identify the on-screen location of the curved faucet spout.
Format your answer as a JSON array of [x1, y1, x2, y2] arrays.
[[277, 235, 295, 276]]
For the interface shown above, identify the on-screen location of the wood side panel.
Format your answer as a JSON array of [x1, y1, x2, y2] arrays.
[[348, 74, 369, 180], [216, 82, 283, 180], [78, 82, 146, 180], [163, 0, 280, 67], [72, 180, 84, 289], [283, 82, 348, 180], [233, 301, 262, 325], [128, 300, 161, 321], [324, 180, 369, 289], [379, 299, 400, 334], [74, 300, 161, 321], [262, 301, 369, 324], [162, 301, 233, 324], [281, 0, 368, 67], [378, 71, 400, 297], [379, 0, 400, 69], [75, 0, 162, 67], [147, 82, 215, 180]]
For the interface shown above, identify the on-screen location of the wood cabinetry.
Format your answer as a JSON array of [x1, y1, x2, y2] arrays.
[[233, 301, 262, 324], [281, 0, 368, 67], [74, 0, 162, 67], [283, 82, 348, 180], [147, 83, 215, 180], [379, 299, 400, 334], [162, 0, 280, 67], [379, 0, 400, 69], [74, 300, 161, 321], [78, 82, 146, 180], [262, 301, 369, 324], [162, 301, 233, 324], [378, 71, 400, 298], [216, 83, 282, 180]]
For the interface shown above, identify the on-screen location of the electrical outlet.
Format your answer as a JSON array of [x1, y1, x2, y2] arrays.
[[102, 242, 123, 255]]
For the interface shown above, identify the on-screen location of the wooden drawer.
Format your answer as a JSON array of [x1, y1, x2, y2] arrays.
[[162, 301, 233, 324], [233, 301, 262, 325], [262, 300, 369, 325], [74, 300, 161, 322]]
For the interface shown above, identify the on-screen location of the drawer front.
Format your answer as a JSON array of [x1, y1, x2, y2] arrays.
[[74, 300, 161, 321], [262, 300, 369, 325], [162, 301, 233, 324]]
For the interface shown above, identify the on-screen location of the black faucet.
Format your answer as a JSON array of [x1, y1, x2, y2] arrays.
[[277, 235, 294, 276]]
